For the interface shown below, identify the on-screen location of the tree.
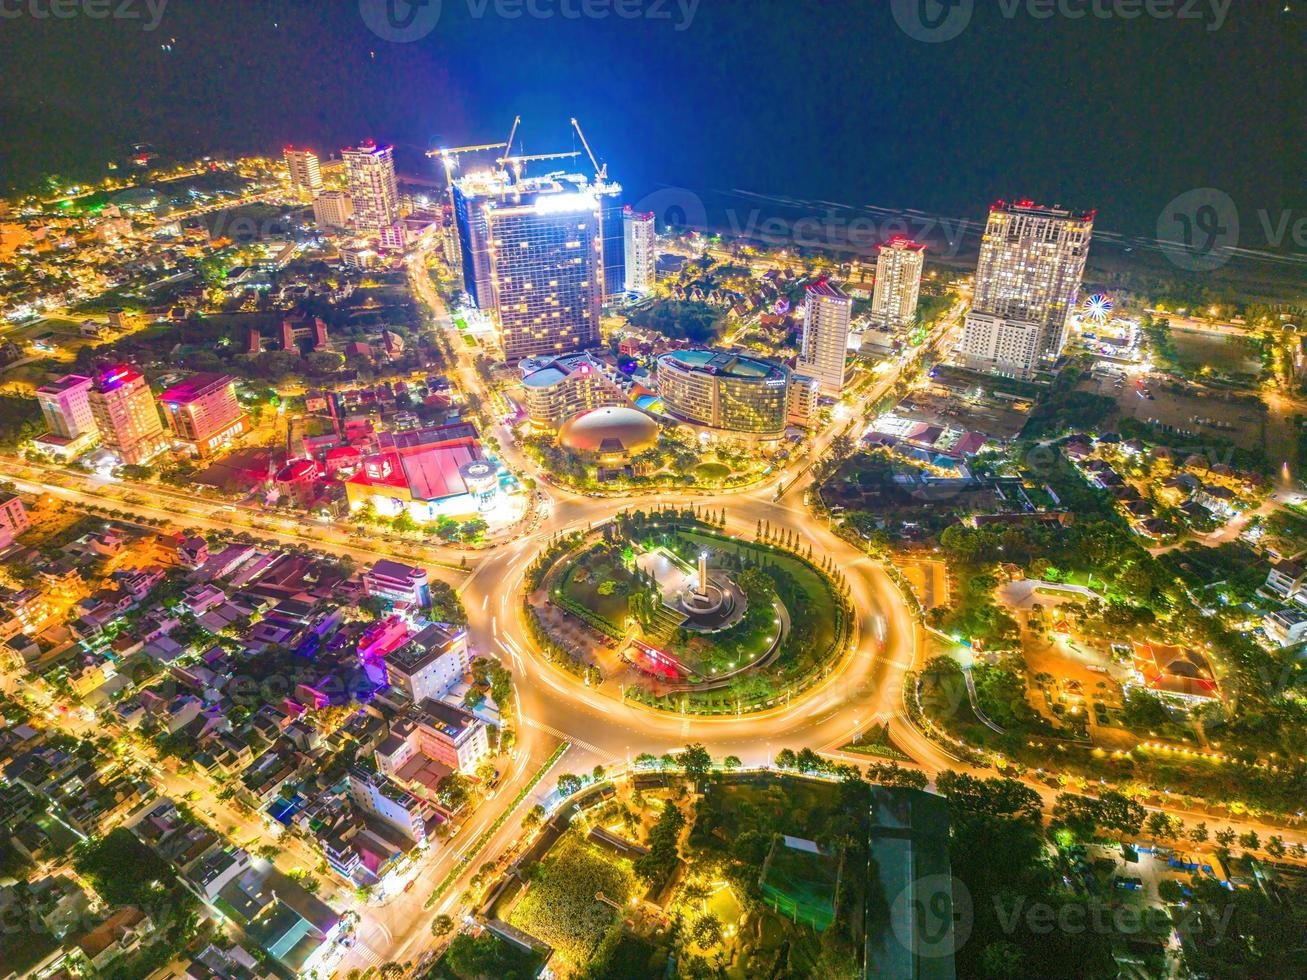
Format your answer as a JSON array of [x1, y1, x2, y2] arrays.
[[1189, 822, 1210, 845], [774, 748, 798, 770], [431, 914, 454, 937], [1215, 827, 1237, 849], [521, 804, 546, 831], [980, 940, 1024, 979], [795, 747, 824, 773], [723, 755, 742, 771], [634, 752, 658, 769], [556, 773, 583, 798], [1146, 812, 1180, 840], [691, 912, 723, 949], [1266, 835, 1287, 858], [680, 743, 712, 784], [1239, 830, 1261, 851], [592, 764, 607, 783], [634, 802, 685, 887]]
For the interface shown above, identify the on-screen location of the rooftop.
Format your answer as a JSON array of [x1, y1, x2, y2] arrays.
[[160, 372, 238, 405], [658, 348, 786, 381]]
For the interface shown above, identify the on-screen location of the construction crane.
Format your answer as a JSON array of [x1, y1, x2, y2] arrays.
[[570, 117, 606, 181], [426, 139, 509, 189], [424, 140, 506, 161], [502, 114, 521, 160]]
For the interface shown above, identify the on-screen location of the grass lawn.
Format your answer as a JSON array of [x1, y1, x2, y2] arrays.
[[559, 544, 637, 630], [695, 461, 732, 481], [508, 833, 635, 966]]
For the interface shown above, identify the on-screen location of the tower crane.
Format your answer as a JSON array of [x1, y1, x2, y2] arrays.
[[570, 118, 606, 181]]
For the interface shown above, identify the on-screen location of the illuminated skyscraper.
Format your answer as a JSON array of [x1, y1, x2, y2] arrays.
[[283, 147, 323, 199], [453, 169, 612, 362], [869, 237, 926, 331], [159, 373, 249, 458], [88, 365, 168, 465], [342, 142, 400, 235], [798, 279, 852, 394], [36, 374, 94, 441], [599, 199, 626, 301], [623, 207, 656, 294], [959, 201, 1094, 377]]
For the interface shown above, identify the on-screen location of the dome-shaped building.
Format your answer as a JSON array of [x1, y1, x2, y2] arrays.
[[559, 406, 659, 461]]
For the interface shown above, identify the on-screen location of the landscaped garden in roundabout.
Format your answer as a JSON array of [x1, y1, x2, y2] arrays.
[[522, 507, 855, 714]]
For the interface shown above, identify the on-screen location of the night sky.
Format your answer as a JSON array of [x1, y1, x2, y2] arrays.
[[2, 0, 1301, 240]]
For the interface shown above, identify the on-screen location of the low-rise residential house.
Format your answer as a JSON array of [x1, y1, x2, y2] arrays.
[[1264, 559, 1307, 603], [189, 846, 253, 901], [1195, 483, 1239, 519], [73, 906, 154, 971], [28, 874, 92, 938], [1264, 607, 1307, 648]]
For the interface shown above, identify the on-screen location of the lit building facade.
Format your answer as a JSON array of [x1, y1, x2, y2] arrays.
[[312, 190, 353, 230], [342, 142, 400, 235], [623, 207, 656, 294], [798, 280, 852, 394], [283, 147, 323, 199], [600, 199, 627, 301], [869, 237, 926, 331], [959, 201, 1094, 377], [382, 624, 469, 705], [363, 559, 432, 609], [786, 372, 820, 428], [0, 494, 29, 546], [88, 365, 168, 465], [35, 373, 99, 459], [159, 373, 248, 458], [453, 170, 612, 361], [657, 349, 790, 441], [518, 352, 625, 428]]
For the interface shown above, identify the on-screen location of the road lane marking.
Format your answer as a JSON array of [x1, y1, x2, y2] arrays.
[[525, 718, 605, 758]]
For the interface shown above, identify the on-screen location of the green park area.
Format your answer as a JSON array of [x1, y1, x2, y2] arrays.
[[507, 832, 637, 966], [428, 929, 546, 980], [557, 542, 640, 632], [546, 514, 847, 699], [686, 774, 869, 977]]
